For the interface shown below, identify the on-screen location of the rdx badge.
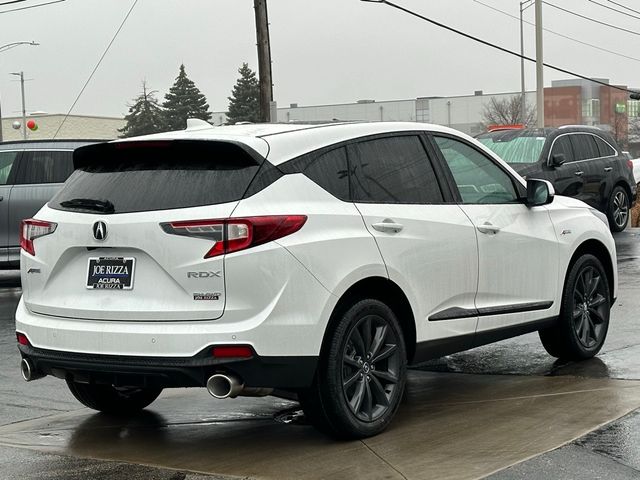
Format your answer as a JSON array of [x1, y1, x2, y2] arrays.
[[187, 271, 222, 278]]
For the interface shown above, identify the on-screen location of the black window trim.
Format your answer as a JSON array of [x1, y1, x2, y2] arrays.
[[427, 132, 527, 205], [546, 132, 618, 166]]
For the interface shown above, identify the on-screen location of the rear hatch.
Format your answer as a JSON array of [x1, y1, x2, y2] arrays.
[[22, 139, 266, 321]]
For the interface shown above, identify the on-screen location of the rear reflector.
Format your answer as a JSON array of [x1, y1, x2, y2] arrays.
[[212, 345, 254, 358], [628, 159, 634, 171], [16, 332, 30, 346], [20, 219, 57, 256], [161, 215, 307, 258]]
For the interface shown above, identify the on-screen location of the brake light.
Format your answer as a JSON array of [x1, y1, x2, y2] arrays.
[[20, 219, 57, 256], [628, 159, 634, 171], [161, 215, 307, 258]]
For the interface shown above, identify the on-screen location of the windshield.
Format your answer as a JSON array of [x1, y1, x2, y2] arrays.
[[478, 133, 546, 164]]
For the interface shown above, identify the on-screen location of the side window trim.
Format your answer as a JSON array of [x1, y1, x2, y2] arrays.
[[427, 132, 526, 204], [547, 133, 618, 165]]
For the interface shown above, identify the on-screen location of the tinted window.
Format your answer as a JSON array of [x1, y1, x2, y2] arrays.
[[304, 147, 349, 200], [593, 136, 616, 157], [0, 151, 20, 185], [477, 132, 546, 164], [570, 134, 600, 161], [50, 141, 262, 214], [349, 136, 443, 204], [434, 136, 518, 204], [15, 150, 74, 184], [550, 136, 574, 163]]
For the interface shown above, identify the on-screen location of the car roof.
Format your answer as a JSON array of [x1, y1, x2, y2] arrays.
[[0, 139, 103, 151], [114, 122, 470, 165]]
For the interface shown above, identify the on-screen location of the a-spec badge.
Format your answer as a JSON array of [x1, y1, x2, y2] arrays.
[[194, 292, 221, 301], [93, 221, 108, 241]]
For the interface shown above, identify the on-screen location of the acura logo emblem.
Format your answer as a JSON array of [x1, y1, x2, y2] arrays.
[[93, 221, 107, 241]]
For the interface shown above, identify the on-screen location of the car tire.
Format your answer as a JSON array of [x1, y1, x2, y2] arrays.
[[66, 380, 162, 414], [607, 185, 630, 232], [539, 254, 610, 360], [299, 298, 407, 439]]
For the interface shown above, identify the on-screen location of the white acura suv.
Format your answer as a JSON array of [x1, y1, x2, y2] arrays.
[[16, 122, 616, 438]]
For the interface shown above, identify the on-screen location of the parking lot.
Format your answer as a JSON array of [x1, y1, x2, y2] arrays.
[[1, 231, 639, 479]]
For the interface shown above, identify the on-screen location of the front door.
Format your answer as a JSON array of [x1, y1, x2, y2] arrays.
[[431, 134, 559, 332]]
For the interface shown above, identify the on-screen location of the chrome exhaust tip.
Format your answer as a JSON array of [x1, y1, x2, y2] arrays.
[[207, 373, 243, 399], [20, 358, 43, 382]]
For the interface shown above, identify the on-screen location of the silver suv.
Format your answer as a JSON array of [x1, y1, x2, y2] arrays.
[[0, 140, 98, 269]]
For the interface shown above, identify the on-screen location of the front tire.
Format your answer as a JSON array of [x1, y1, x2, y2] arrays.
[[539, 254, 610, 360], [66, 380, 162, 414], [300, 299, 407, 439], [607, 186, 630, 232]]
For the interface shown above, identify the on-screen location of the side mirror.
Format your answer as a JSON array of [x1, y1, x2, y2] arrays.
[[527, 178, 555, 207], [550, 153, 566, 167]]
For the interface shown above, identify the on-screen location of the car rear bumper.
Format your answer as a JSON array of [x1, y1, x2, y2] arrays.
[[18, 342, 317, 389]]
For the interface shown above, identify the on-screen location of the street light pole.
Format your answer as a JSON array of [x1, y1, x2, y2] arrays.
[[10, 71, 26, 140], [0, 41, 38, 142], [520, 0, 534, 125], [535, 0, 544, 127]]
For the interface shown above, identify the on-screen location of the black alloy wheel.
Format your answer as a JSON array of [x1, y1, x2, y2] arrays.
[[572, 265, 608, 349], [608, 186, 629, 232], [342, 314, 401, 422]]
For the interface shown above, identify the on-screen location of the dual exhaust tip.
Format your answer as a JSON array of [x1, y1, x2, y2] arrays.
[[206, 373, 272, 399]]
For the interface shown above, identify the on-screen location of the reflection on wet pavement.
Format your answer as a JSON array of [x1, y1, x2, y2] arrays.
[[1, 371, 640, 480]]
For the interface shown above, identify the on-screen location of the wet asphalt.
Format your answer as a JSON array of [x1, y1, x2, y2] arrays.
[[0, 230, 639, 479]]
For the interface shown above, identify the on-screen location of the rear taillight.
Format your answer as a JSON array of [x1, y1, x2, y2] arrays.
[[161, 215, 307, 258], [628, 159, 634, 171], [16, 332, 30, 346], [20, 219, 57, 256]]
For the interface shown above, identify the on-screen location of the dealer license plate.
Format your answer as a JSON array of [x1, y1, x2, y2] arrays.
[[86, 257, 135, 290]]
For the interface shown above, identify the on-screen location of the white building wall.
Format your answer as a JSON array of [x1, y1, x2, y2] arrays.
[[1, 114, 124, 141]]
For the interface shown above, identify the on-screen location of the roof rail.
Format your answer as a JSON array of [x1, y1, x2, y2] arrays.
[[558, 124, 603, 130]]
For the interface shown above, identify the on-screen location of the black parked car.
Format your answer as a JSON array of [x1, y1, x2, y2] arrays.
[[477, 126, 637, 232]]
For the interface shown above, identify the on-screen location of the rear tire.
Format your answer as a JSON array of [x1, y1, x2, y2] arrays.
[[66, 380, 162, 414], [539, 254, 610, 360], [299, 299, 407, 439], [607, 185, 630, 232]]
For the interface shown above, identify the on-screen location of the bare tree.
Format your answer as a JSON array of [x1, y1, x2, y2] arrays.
[[611, 111, 628, 149], [481, 95, 536, 128]]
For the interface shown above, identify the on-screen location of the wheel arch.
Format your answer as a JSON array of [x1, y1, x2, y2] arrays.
[[567, 239, 615, 302], [321, 277, 417, 363]]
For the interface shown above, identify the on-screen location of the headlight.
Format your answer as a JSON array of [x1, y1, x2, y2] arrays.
[[589, 208, 609, 227]]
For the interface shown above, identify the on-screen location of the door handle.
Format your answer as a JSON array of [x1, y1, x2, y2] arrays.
[[477, 222, 501, 235], [372, 219, 404, 233], [574, 171, 584, 176], [0, 196, 3, 202], [604, 167, 613, 172]]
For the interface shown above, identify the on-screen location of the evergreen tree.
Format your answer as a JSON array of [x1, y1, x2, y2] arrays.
[[162, 64, 212, 130], [119, 82, 165, 138], [227, 63, 260, 124]]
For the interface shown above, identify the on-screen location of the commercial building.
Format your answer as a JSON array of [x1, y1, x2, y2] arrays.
[[0, 114, 124, 142]]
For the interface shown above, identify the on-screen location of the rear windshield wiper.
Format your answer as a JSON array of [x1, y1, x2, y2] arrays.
[[59, 198, 115, 213]]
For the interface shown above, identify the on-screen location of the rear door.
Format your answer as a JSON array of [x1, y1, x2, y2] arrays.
[[0, 150, 22, 261], [9, 150, 74, 259], [21, 140, 265, 321], [349, 134, 479, 345], [431, 134, 559, 332]]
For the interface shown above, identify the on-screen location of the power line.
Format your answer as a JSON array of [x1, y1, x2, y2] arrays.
[[0, 0, 64, 14], [361, 0, 638, 97], [0, 0, 27, 6], [543, 1, 640, 36], [604, 0, 640, 16], [473, 0, 640, 64], [588, 0, 640, 21], [53, 0, 139, 138]]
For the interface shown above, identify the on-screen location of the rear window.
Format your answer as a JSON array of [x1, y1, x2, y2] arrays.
[[477, 130, 547, 164], [49, 140, 263, 214]]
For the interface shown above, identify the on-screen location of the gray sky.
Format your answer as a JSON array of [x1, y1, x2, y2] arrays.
[[0, 0, 638, 118]]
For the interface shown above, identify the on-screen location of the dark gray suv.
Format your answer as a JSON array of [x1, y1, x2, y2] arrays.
[[0, 140, 99, 268], [477, 126, 637, 232]]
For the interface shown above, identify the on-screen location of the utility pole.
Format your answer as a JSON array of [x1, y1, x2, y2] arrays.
[[520, 0, 534, 125], [254, 0, 273, 123], [535, 0, 544, 128], [10, 71, 26, 139]]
